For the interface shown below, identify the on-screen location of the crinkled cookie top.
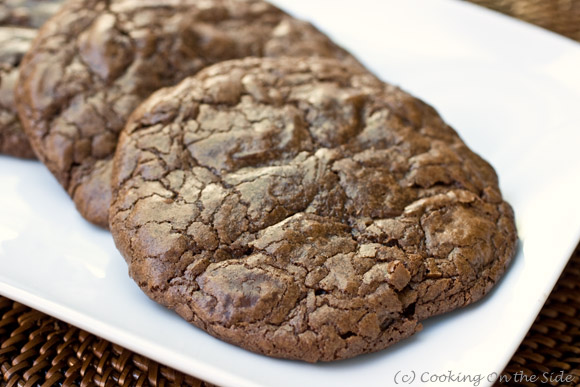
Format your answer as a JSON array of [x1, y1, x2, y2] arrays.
[[16, 0, 360, 227], [0, 27, 37, 158], [110, 57, 517, 362]]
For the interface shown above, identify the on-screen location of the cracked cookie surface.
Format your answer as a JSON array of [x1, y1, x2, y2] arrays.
[[0, 27, 36, 158], [0, 1, 61, 159], [110, 57, 518, 362], [15, 0, 360, 227]]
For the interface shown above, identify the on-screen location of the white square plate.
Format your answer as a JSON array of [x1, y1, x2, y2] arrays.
[[2, 1, 580, 386]]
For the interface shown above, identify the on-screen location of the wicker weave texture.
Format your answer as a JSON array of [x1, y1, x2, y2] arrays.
[[497, 245, 580, 386], [0, 298, 213, 386]]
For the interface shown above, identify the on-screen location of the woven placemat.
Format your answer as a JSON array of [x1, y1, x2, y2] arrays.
[[497, 244, 580, 387], [2, 1, 580, 386], [0, 298, 211, 386]]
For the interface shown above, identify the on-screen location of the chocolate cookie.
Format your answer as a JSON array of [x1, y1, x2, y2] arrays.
[[110, 57, 517, 362], [0, 0, 61, 159], [0, 26, 36, 158], [15, 0, 361, 227]]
